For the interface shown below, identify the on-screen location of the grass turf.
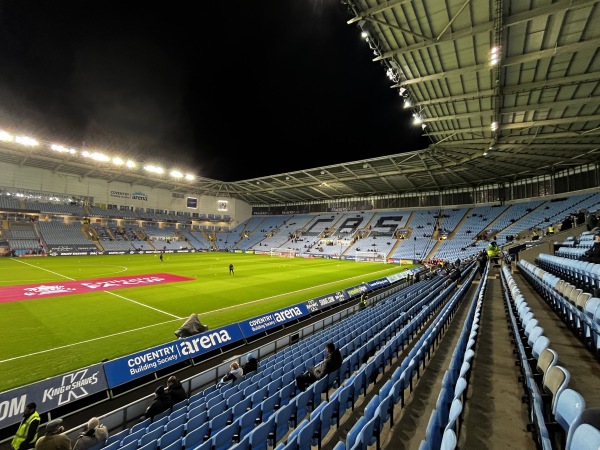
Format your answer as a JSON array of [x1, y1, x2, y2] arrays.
[[0, 253, 415, 392]]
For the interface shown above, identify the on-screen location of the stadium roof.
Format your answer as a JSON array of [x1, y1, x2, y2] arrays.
[[1, 0, 599, 206]]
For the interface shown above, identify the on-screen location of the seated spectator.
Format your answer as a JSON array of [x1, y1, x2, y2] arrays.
[[143, 386, 171, 420], [218, 362, 243, 387], [295, 342, 342, 392], [242, 353, 258, 376], [166, 376, 187, 407], [580, 233, 600, 263], [35, 419, 71, 450], [72, 418, 108, 450]]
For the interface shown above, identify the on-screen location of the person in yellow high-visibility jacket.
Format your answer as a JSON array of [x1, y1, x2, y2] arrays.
[[486, 241, 500, 258], [11, 403, 40, 450], [547, 225, 555, 235]]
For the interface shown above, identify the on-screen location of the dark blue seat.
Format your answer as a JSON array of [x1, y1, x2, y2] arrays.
[[237, 404, 262, 442], [247, 416, 275, 450], [211, 421, 239, 450], [272, 401, 295, 447], [158, 424, 185, 450], [181, 420, 210, 449]]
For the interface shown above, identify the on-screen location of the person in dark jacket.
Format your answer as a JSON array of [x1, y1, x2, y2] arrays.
[[143, 386, 171, 420], [241, 353, 258, 376], [295, 342, 342, 392], [476, 250, 488, 278], [166, 376, 187, 407], [580, 233, 600, 263]]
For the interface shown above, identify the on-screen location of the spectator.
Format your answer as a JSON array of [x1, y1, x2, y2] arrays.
[[586, 212, 598, 231], [218, 362, 243, 387], [166, 376, 187, 407], [486, 241, 500, 259], [11, 403, 40, 450], [72, 418, 108, 450], [580, 233, 600, 264], [561, 216, 573, 231], [143, 386, 171, 420], [295, 342, 342, 392], [476, 250, 488, 278], [35, 419, 71, 450], [241, 353, 258, 376]]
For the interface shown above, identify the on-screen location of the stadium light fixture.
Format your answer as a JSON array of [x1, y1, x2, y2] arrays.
[[144, 164, 164, 174], [82, 151, 110, 162], [412, 114, 423, 126], [51, 144, 76, 155], [185, 174, 195, 181], [170, 170, 183, 178], [15, 136, 38, 147], [112, 156, 124, 165], [126, 160, 136, 168], [490, 46, 500, 66], [0, 130, 13, 142], [403, 98, 411, 108]]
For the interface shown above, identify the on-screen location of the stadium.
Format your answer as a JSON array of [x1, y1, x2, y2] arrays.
[[1, 1, 600, 450]]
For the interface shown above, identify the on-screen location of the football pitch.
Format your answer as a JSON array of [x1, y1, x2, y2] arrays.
[[0, 253, 414, 393]]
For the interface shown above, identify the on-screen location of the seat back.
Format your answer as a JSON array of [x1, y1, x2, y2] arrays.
[[568, 423, 600, 450], [543, 365, 571, 415], [536, 348, 558, 385], [554, 388, 586, 450]]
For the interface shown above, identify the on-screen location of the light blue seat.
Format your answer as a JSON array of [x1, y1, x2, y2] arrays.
[[444, 398, 463, 434], [440, 428, 457, 450], [531, 335, 551, 361], [568, 423, 600, 450], [554, 388, 586, 450]]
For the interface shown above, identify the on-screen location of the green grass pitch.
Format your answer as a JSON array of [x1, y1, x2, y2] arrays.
[[0, 253, 415, 392]]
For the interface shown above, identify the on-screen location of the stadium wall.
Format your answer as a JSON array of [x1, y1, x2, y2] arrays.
[[0, 161, 253, 226]]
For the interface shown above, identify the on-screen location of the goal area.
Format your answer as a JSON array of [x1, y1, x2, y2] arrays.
[[270, 248, 296, 258], [355, 251, 388, 263]]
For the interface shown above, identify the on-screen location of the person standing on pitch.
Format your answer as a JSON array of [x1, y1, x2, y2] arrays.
[[229, 263, 234, 275]]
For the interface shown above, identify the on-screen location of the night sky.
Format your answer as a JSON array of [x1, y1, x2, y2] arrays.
[[0, 1, 430, 182]]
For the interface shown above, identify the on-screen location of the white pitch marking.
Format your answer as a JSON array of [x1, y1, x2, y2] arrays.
[[0, 318, 182, 364]]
